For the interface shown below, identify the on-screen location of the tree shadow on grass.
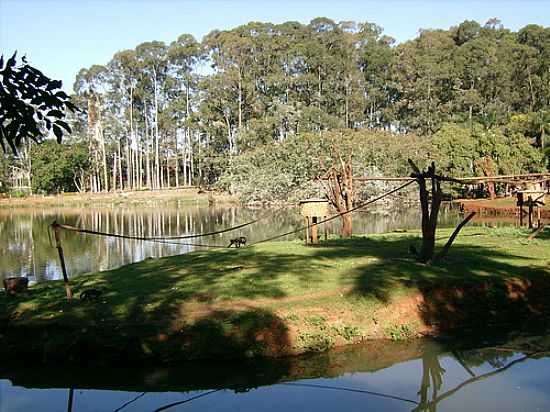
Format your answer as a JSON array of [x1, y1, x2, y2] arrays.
[[0, 247, 334, 364], [310, 234, 550, 334], [1, 230, 549, 364]]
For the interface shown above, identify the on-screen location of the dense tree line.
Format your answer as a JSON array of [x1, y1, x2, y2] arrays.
[[3, 18, 549, 196]]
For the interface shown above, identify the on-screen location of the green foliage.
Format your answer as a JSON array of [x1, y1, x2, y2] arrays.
[[219, 129, 434, 203], [331, 324, 361, 341], [385, 324, 413, 341], [432, 123, 476, 177], [30, 141, 90, 193], [433, 123, 544, 178], [298, 332, 334, 352], [5, 19, 550, 196], [0, 156, 10, 193], [0, 52, 76, 153]]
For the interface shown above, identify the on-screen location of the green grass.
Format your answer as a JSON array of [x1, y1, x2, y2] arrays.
[[1, 226, 550, 362]]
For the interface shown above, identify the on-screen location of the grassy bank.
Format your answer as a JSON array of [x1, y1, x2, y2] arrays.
[[0, 188, 237, 208], [1, 226, 549, 364]]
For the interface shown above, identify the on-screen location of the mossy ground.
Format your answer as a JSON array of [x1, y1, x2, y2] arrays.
[[1, 226, 549, 363]]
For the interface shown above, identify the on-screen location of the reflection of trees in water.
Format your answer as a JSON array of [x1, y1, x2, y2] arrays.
[[0, 205, 299, 282], [0, 204, 461, 282], [412, 341, 540, 412], [413, 344, 446, 412], [4, 334, 548, 412]]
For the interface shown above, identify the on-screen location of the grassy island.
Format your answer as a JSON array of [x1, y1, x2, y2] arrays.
[[1, 227, 549, 364]]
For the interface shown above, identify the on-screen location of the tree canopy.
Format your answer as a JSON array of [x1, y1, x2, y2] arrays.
[[2, 18, 549, 196], [0, 53, 76, 153]]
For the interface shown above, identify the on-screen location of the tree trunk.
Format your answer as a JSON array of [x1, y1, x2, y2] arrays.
[[112, 153, 117, 191], [341, 214, 353, 238], [174, 130, 179, 188], [409, 160, 443, 264], [154, 69, 160, 189], [323, 155, 354, 238], [125, 138, 131, 190], [117, 140, 123, 190]]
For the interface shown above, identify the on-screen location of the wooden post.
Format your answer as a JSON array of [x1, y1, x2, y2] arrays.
[[517, 192, 524, 227], [528, 196, 533, 229], [305, 217, 309, 245], [311, 216, 319, 245], [52, 221, 73, 302]]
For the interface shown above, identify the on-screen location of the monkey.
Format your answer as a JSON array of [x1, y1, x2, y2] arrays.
[[79, 288, 103, 301], [228, 236, 247, 248], [3, 277, 29, 296]]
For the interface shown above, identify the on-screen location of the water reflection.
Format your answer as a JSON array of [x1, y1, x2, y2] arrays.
[[0, 204, 463, 282], [1, 335, 549, 411]]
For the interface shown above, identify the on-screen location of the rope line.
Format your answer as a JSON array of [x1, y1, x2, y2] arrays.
[[52, 180, 413, 250], [53, 222, 227, 249], [153, 389, 222, 412], [113, 392, 146, 412], [147, 219, 259, 240], [249, 180, 415, 246], [280, 382, 419, 405], [54, 219, 257, 242]]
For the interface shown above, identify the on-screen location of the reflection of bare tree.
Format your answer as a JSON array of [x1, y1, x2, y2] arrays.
[[412, 346, 545, 412], [413, 347, 446, 412], [422, 354, 532, 411], [66, 388, 74, 412]]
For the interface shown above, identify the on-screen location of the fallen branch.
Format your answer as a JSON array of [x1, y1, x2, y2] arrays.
[[435, 212, 476, 262], [528, 224, 546, 241]]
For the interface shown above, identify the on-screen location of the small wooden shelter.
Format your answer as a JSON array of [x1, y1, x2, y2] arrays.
[[299, 198, 330, 245]]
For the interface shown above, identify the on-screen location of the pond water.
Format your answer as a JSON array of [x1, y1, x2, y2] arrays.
[[1, 333, 549, 411], [0, 201, 466, 282]]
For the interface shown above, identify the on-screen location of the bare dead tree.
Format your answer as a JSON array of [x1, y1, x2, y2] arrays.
[[475, 155, 497, 200], [410, 160, 477, 264], [409, 160, 443, 263], [322, 152, 354, 238]]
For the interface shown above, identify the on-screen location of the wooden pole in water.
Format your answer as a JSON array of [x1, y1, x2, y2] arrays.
[[52, 221, 73, 302]]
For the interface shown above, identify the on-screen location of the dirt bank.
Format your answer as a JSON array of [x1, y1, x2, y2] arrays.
[[455, 197, 550, 218]]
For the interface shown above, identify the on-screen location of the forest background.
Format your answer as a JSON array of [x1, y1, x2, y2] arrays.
[[2, 17, 549, 203]]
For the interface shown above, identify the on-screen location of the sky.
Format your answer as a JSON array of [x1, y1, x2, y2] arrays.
[[1, 0, 549, 92]]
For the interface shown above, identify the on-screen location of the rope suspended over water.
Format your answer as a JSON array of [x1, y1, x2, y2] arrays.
[[53, 222, 228, 249], [52, 180, 414, 249], [248, 180, 415, 246]]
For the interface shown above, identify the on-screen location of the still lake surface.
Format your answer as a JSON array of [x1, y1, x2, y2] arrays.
[[1, 333, 549, 411], [0, 201, 466, 282]]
